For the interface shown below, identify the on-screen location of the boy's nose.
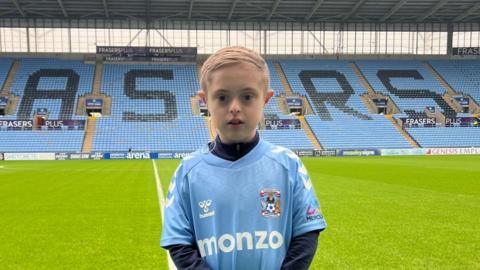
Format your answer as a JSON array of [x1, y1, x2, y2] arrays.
[[229, 98, 241, 114]]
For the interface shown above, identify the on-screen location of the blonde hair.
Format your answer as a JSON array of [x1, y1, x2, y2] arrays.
[[200, 46, 270, 93]]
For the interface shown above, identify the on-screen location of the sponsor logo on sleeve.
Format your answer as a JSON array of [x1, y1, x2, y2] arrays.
[[306, 198, 323, 222]]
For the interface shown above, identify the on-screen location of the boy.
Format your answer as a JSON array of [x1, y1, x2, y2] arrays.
[[161, 46, 326, 270]]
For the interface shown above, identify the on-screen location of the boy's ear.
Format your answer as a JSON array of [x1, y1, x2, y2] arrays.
[[264, 89, 274, 104], [198, 90, 207, 103]]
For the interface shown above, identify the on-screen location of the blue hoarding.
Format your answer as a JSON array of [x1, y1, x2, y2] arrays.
[[0, 97, 8, 107], [86, 99, 103, 108], [286, 97, 302, 107]]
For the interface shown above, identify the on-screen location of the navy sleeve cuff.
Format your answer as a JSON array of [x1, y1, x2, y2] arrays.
[[165, 244, 212, 270], [281, 230, 320, 270]]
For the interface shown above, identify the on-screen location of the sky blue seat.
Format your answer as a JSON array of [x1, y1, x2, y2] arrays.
[[91, 63, 210, 152], [259, 60, 316, 150], [407, 127, 480, 147], [281, 60, 411, 149], [6, 58, 94, 120], [0, 58, 13, 90], [259, 129, 314, 150], [0, 130, 85, 152], [429, 60, 480, 103], [0, 57, 93, 153], [355, 60, 448, 113]]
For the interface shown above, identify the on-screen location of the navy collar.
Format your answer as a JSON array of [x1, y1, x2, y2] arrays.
[[208, 132, 260, 161]]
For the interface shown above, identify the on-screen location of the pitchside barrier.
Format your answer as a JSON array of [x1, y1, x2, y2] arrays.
[[1, 147, 480, 160]]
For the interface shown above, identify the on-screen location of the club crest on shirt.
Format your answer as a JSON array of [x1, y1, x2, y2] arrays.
[[260, 189, 281, 217]]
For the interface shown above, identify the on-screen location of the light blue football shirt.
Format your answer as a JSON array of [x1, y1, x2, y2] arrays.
[[161, 139, 326, 270]]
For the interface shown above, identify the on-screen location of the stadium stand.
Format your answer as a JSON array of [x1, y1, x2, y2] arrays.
[[263, 60, 286, 117], [354, 60, 480, 148], [0, 58, 13, 91], [7, 58, 94, 120], [1, 57, 479, 153], [429, 60, 480, 102], [355, 60, 456, 116], [280, 59, 412, 149], [260, 60, 315, 149], [258, 129, 314, 150], [407, 127, 480, 148], [0, 58, 93, 152], [0, 130, 85, 152], [91, 63, 210, 152]]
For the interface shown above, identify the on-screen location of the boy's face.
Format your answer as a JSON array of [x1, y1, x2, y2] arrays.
[[199, 62, 273, 144]]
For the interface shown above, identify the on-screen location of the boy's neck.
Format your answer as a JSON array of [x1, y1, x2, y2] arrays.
[[209, 132, 260, 161]]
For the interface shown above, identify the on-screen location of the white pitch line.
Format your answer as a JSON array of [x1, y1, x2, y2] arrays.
[[152, 159, 177, 270]]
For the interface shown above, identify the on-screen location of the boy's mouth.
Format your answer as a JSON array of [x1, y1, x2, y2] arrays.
[[228, 119, 244, 126]]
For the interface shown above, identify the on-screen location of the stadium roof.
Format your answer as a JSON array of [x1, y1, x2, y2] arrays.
[[0, 0, 479, 23]]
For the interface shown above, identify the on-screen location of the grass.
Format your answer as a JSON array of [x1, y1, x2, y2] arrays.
[[0, 156, 479, 269], [305, 156, 480, 269], [0, 160, 166, 269]]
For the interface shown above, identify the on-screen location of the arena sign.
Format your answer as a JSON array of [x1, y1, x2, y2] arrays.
[[0, 120, 85, 130], [4, 152, 56, 161], [97, 46, 197, 62], [444, 117, 478, 127], [400, 117, 436, 128], [295, 150, 314, 157], [381, 148, 426, 156], [337, 149, 380, 156], [453, 47, 480, 56], [314, 150, 336, 157], [264, 118, 301, 129], [86, 99, 103, 108], [425, 147, 480, 156], [0, 120, 33, 130], [286, 97, 302, 107]]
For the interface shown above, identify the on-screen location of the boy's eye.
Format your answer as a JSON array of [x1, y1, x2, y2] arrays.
[[244, 94, 251, 101], [218, 95, 226, 102]]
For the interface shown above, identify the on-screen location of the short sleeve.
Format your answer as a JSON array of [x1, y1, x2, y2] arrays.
[[160, 163, 195, 247], [291, 158, 327, 238]]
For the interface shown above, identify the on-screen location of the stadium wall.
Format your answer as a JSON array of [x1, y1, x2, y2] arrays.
[[0, 52, 456, 61], [3, 147, 480, 161]]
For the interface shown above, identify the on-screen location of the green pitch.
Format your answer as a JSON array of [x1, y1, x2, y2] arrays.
[[0, 156, 479, 269]]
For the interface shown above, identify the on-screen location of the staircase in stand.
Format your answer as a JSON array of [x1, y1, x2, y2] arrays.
[[82, 117, 97, 153], [385, 114, 420, 148], [297, 115, 322, 150]]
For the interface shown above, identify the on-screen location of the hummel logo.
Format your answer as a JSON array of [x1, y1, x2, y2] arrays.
[[199, 200, 215, 219], [199, 200, 212, 213]]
